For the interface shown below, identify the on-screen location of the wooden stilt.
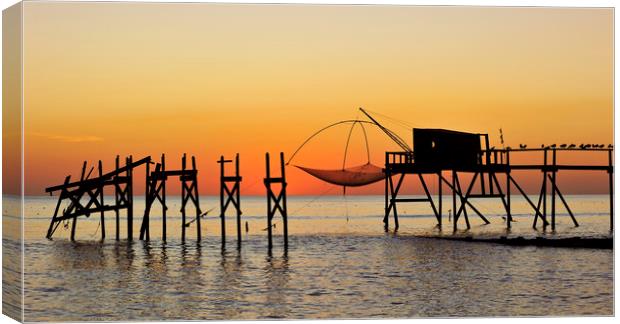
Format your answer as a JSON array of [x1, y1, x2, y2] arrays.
[[543, 149, 548, 230], [437, 171, 442, 228], [161, 154, 167, 241], [384, 153, 389, 231], [506, 152, 511, 228], [99, 160, 105, 240], [452, 170, 457, 232], [127, 156, 134, 241], [235, 154, 241, 246], [546, 174, 578, 227], [140, 161, 151, 241], [181, 154, 187, 243], [609, 149, 614, 231], [266, 153, 273, 250], [192, 156, 201, 242], [280, 152, 289, 249], [115, 156, 120, 241], [551, 149, 557, 231]]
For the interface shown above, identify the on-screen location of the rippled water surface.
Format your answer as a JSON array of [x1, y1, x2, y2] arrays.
[[15, 195, 615, 320]]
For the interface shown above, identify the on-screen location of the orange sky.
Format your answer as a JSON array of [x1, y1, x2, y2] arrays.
[[18, 3, 613, 196]]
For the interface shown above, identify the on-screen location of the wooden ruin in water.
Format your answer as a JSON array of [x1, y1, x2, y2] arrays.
[[45, 152, 291, 249], [219, 153, 242, 247], [45, 154, 203, 242], [264, 152, 289, 250], [140, 153, 202, 242]]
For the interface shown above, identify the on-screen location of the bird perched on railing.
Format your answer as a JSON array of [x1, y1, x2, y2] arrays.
[[550, 144, 557, 148], [608, 144, 614, 149], [584, 144, 592, 149], [568, 144, 576, 149], [519, 144, 527, 149], [560, 144, 567, 148], [579, 144, 585, 149]]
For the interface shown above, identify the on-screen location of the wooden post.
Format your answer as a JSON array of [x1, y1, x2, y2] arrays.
[[438, 171, 442, 228], [127, 156, 134, 241], [162, 154, 167, 241], [280, 152, 288, 249], [543, 149, 548, 230], [551, 149, 557, 231], [192, 156, 201, 242], [181, 154, 187, 242], [506, 151, 511, 229], [99, 160, 105, 240], [452, 170, 457, 232], [609, 149, 613, 231], [266, 153, 273, 250], [71, 161, 87, 241], [115, 155, 120, 241], [384, 152, 389, 231], [141, 160, 151, 241], [236, 154, 242, 246], [219, 155, 227, 245]]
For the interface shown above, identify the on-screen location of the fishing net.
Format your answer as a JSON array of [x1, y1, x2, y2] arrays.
[[294, 163, 384, 187]]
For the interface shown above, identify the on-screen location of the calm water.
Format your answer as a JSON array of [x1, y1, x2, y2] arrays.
[[12, 195, 615, 320]]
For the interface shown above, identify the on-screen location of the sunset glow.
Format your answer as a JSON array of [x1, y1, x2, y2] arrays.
[[21, 3, 613, 195]]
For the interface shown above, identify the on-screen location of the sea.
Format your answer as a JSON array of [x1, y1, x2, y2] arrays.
[[3, 194, 614, 321]]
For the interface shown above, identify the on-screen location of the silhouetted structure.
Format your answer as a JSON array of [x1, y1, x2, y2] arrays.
[[139, 153, 202, 242], [385, 129, 614, 232], [264, 152, 288, 250], [219, 154, 242, 247], [46, 154, 203, 242], [45, 156, 150, 241]]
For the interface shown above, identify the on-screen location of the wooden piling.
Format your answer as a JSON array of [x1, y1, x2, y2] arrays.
[[437, 171, 442, 228], [181, 154, 187, 242], [99, 160, 105, 240], [236, 154, 241, 245], [127, 156, 134, 241], [192, 156, 201, 242], [161, 154, 167, 241], [609, 149, 614, 231], [280, 152, 288, 248], [506, 151, 511, 229], [551, 149, 557, 231], [266, 153, 273, 250], [115, 155, 120, 240]]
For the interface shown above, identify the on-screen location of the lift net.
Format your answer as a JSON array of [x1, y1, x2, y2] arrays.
[[295, 163, 384, 187]]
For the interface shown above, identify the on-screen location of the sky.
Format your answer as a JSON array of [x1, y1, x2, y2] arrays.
[[17, 2, 613, 195]]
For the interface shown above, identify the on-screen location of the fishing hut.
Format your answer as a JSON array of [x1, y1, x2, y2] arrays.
[[290, 108, 613, 234], [383, 127, 614, 232]]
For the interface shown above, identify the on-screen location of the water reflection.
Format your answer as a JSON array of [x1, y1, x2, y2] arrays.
[[263, 251, 290, 319]]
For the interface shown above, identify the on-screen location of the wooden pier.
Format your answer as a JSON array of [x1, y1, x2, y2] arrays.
[[384, 129, 614, 232]]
